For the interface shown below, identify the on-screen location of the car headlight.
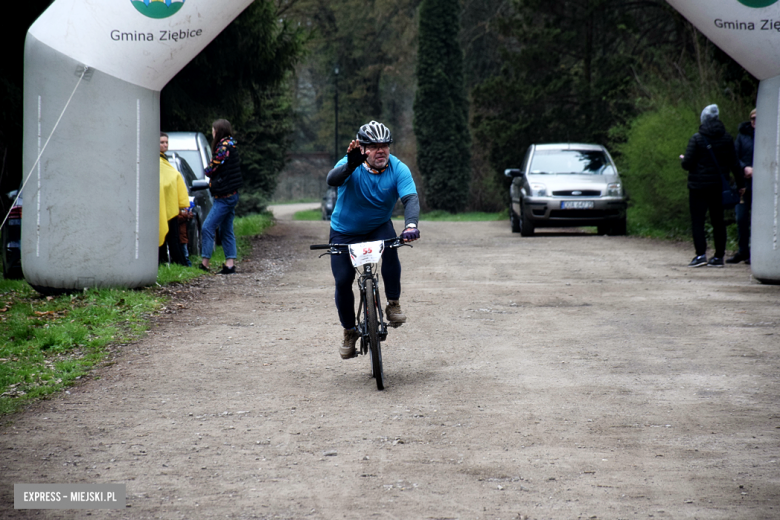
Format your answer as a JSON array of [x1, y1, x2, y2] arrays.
[[528, 183, 547, 197], [607, 183, 622, 197]]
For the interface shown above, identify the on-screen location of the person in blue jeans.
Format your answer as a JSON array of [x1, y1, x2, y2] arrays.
[[326, 121, 420, 359], [200, 119, 243, 275]]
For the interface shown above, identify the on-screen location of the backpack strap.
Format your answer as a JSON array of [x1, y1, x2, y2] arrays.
[[699, 134, 725, 177]]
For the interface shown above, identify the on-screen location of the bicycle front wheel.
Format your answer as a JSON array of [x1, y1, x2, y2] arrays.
[[365, 278, 384, 390]]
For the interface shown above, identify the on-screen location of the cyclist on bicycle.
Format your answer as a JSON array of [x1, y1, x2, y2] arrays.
[[326, 120, 420, 359]]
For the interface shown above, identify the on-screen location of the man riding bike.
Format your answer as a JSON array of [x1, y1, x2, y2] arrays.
[[326, 120, 420, 359]]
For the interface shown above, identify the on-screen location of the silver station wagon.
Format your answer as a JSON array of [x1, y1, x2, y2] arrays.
[[505, 143, 628, 236]]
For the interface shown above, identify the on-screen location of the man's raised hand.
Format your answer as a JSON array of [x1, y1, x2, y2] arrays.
[[347, 140, 368, 170]]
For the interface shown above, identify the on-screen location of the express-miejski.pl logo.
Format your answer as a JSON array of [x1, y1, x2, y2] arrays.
[[737, 0, 779, 8], [131, 0, 186, 19]]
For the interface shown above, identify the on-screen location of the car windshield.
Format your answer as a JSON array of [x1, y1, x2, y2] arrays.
[[530, 149, 611, 175], [169, 150, 205, 179]]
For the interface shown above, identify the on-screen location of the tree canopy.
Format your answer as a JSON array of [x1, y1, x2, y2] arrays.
[[161, 0, 309, 214], [471, 0, 683, 173], [287, 0, 420, 160], [5, 1, 760, 234]]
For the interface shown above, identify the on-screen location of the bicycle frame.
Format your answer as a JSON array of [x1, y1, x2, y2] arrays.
[[311, 237, 409, 354], [354, 260, 388, 355]]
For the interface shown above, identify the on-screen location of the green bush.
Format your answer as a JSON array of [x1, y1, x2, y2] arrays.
[[616, 104, 694, 233], [615, 98, 748, 240]]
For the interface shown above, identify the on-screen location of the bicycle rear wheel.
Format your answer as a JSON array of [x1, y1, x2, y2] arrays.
[[365, 278, 384, 390]]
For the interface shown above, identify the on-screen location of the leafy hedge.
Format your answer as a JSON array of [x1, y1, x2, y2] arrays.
[[615, 97, 749, 240]]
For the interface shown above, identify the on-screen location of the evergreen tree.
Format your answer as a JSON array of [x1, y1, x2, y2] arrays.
[[414, 0, 471, 213]]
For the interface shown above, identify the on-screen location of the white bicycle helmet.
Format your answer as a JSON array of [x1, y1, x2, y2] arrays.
[[356, 120, 393, 145]]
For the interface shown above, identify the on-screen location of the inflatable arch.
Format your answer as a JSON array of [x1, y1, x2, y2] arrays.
[[668, 0, 780, 283], [22, 0, 252, 291]]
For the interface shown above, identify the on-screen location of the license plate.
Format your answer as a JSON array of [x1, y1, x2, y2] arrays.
[[561, 201, 594, 209]]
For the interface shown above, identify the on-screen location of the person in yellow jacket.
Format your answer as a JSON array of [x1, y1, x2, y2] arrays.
[[159, 133, 189, 265]]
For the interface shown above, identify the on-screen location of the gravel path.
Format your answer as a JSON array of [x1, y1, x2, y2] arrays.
[[1, 219, 779, 519]]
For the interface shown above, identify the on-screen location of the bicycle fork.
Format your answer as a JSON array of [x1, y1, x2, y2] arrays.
[[356, 266, 388, 355]]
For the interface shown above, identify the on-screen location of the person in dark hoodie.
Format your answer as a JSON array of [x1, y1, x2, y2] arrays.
[[727, 108, 756, 264], [681, 104, 744, 268]]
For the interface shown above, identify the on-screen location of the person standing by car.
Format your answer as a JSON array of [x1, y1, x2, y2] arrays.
[[326, 121, 420, 359], [159, 133, 189, 266], [681, 104, 744, 268], [727, 108, 756, 265], [199, 119, 243, 275]]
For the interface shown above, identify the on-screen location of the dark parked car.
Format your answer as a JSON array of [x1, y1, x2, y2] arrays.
[[506, 143, 628, 236], [322, 186, 337, 220], [2, 190, 23, 279], [165, 152, 213, 256]]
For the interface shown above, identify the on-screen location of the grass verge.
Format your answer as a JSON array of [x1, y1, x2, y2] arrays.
[[414, 210, 504, 222], [0, 212, 273, 417], [293, 209, 323, 221]]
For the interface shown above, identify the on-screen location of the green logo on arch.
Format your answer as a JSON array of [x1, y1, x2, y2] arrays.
[[131, 0, 186, 19], [737, 0, 779, 7]]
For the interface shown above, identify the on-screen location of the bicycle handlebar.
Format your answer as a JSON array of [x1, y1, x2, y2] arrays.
[[310, 237, 410, 251]]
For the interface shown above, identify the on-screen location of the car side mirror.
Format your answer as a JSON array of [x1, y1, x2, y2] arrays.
[[191, 180, 210, 191], [504, 168, 524, 178]]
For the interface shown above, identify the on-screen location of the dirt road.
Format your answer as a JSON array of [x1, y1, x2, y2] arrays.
[[2, 216, 779, 519]]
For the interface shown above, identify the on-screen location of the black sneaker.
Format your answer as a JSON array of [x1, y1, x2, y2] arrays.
[[198, 263, 210, 272], [688, 255, 707, 267], [726, 252, 748, 264], [218, 264, 236, 275], [707, 257, 724, 268]]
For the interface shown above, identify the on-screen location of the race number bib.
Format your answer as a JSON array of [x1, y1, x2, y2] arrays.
[[348, 241, 384, 267]]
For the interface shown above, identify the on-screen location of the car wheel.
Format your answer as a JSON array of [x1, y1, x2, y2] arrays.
[[3, 263, 23, 280], [510, 206, 521, 233], [609, 217, 627, 236], [519, 201, 535, 237], [1, 226, 23, 280]]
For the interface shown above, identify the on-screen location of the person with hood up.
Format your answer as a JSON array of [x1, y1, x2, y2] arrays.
[[727, 108, 756, 264], [681, 104, 743, 267]]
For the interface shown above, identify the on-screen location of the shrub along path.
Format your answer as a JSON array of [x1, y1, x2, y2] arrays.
[[1, 220, 778, 519]]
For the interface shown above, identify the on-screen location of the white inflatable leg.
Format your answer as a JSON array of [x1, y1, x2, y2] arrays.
[[752, 75, 780, 284], [22, 34, 160, 292]]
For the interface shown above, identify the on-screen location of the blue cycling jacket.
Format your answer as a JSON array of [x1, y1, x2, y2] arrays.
[[330, 155, 417, 235]]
